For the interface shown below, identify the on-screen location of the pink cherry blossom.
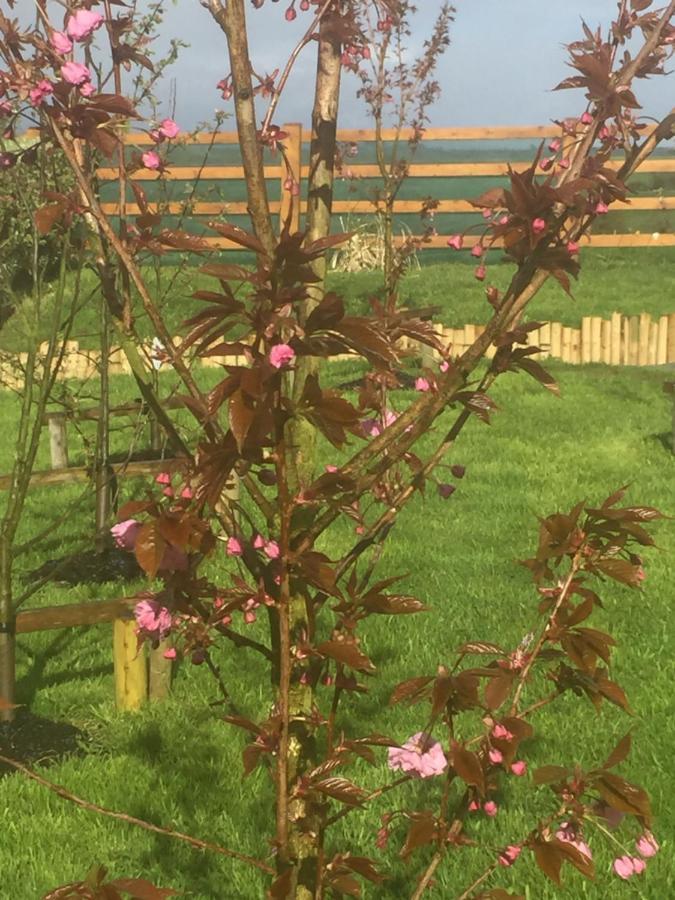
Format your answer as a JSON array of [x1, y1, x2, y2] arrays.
[[387, 733, 447, 778], [162, 486, 174, 498], [567, 240, 580, 255], [244, 610, 257, 624], [226, 536, 243, 557], [415, 377, 430, 392], [613, 856, 636, 880], [510, 760, 527, 776], [134, 599, 172, 640], [79, 82, 95, 97], [446, 234, 463, 251], [440, 360, 450, 373], [142, 150, 162, 170], [158, 118, 180, 139], [50, 30, 73, 54], [468, 800, 480, 812], [483, 801, 498, 817], [539, 157, 554, 172], [253, 534, 265, 549], [111, 519, 141, 551], [163, 647, 177, 660], [558, 157, 570, 170], [595, 201, 609, 214], [66, 9, 105, 42], [556, 822, 592, 860], [269, 343, 295, 368], [362, 409, 398, 438], [325, 464, 338, 473], [474, 265, 487, 282], [491, 723, 514, 741], [471, 244, 484, 258], [549, 138, 561, 152], [180, 486, 193, 499], [632, 857, 646, 874], [488, 748, 504, 765], [155, 472, 171, 485], [498, 845, 521, 867], [532, 217, 547, 234], [580, 111, 594, 125], [636, 833, 659, 858], [29, 80, 53, 107], [264, 540, 280, 559], [61, 61, 91, 86]]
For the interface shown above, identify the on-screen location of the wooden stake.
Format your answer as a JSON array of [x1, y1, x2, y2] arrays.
[[539, 323, 551, 359], [590, 317, 602, 363], [581, 317, 591, 363], [668, 314, 675, 363], [610, 313, 621, 366], [638, 313, 651, 366], [628, 316, 640, 366], [148, 640, 173, 702], [648, 321, 658, 366], [551, 322, 562, 359], [572, 328, 581, 364], [113, 617, 147, 711], [657, 315, 668, 365], [47, 413, 69, 469], [601, 319, 611, 365], [561, 327, 572, 363]]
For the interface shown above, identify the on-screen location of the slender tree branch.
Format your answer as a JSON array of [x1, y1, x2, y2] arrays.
[[0, 754, 274, 874]]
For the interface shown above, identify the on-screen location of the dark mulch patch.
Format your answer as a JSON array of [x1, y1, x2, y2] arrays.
[[0, 709, 88, 776], [24, 546, 141, 587]]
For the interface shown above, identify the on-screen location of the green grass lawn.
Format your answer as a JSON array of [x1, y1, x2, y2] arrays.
[[3, 248, 674, 352], [0, 361, 672, 898]]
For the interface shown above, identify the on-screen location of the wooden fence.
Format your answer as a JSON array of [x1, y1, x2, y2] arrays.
[[90, 124, 675, 249], [17, 598, 170, 710], [2, 311, 674, 392]]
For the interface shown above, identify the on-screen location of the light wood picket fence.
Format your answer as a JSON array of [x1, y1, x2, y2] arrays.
[[2, 311, 673, 390]]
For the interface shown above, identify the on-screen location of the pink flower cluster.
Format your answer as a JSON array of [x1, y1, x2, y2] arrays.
[[269, 343, 295, 369], [66, 9, 104, 42], [134, 599, 172, 641], [613, 833, 659, 880], [556, 821, 592, 860], [150, 118, 180, 143], [387, 733, 447, 778]]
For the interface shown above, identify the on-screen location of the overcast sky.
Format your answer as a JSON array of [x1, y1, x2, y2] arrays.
[[152, 0, 673, 130]]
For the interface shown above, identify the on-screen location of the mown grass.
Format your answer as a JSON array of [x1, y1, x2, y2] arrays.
[[0, 359, 672, 899], [3, 248, 674, 352]]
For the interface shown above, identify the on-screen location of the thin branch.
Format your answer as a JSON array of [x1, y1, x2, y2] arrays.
[[0, 754, 274, 874]]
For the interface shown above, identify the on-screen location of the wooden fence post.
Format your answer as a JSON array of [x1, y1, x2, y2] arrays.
[[47, 412, 69, 469], [148, 640, 173, 701], [668, 314, 675, 363], [113, 615, 147, 711], [280, 123, 303, 233], [610, 312, 621, 366]]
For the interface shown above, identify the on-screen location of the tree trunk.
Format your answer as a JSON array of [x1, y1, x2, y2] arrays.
[[289, 6, 343, 489], [0, 540, 15, 723]]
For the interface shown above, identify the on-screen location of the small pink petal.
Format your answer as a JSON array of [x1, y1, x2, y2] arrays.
[[567, 240, 580, 255], [269, 343, 295, 369], [483, 801, 498, 817], [510, 760, 527, 776], [474, 265, 487, 282], [532, 217, 547, 234], [447, 234, 463, 251], [226, 537, 243, 557], [636, 833, 659, 858], [595, 201, 609, 214], [142, 150, 162, 171], [253, 534, 265, 549], [613, 856, 635, 880], [163, 647, 177, 660], [471, 244, 483, 258], [489, 748, 503, 765], [264, 540, 280, 559], [415, 377, 430, 392], [156, 472, 171, 485]]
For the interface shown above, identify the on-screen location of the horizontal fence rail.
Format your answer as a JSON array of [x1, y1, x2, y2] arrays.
[[2, 312, 674, 391], [85, 123, 675, 249]]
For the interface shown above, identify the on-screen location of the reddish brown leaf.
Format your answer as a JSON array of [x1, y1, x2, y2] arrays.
[[603, 732, 632, 770], [229, 390, 255, 453], [317, 640, 375, 674], [532, 840, 563, 885], [134, 521, 166, 578], [268, 868, 293, 900], [389, 676, 433, 706], [312, 777, 366, 806], [451, 743, 485, 794], [400, 813, 437, 860], [596, 774, 652, 821], [533, 765, 570, 786], [109, 879, 180, 899], [35, 203, 65, 235]]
